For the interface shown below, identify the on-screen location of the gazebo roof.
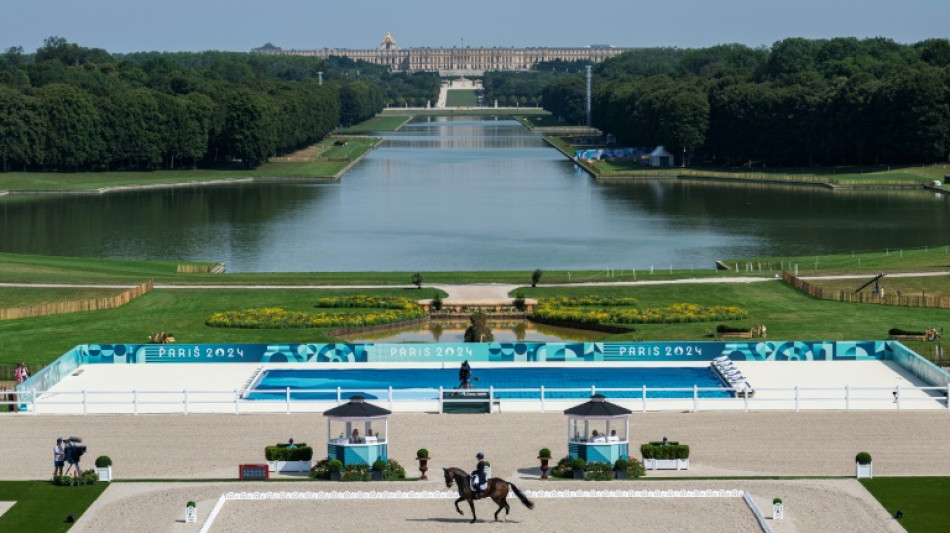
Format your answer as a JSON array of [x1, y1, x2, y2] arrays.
[[323, 395, 392, 420], [564, 394, 632, 419]]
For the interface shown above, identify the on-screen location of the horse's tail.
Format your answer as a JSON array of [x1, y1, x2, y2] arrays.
[[507, 482, 535, 510]]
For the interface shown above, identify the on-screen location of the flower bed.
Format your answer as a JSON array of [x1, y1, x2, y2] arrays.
[[205, 302, 425, 329], [310, 458, 406, 481], [532, 298, 748, 326]]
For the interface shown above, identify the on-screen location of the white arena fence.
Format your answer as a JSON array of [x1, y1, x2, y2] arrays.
[[2, 383, 949, 415], [197, 489, 767, 533]]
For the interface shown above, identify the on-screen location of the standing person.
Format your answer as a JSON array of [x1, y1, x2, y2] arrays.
[[459, 361, 472, 389], [20, 363, 29, 382], [13, 363, 23, 384], [53, 437, 65, 478]]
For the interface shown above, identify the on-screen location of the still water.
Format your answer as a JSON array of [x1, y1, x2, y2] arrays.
[[2, 116, 949, 272], [340, 320, 605, 343]]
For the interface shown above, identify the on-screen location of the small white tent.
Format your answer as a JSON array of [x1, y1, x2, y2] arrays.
[[650, 146, 675, 167]]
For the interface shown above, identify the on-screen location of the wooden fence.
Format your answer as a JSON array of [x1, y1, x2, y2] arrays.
[[0, 280, 154, 321], [782, 271, 950, 309]]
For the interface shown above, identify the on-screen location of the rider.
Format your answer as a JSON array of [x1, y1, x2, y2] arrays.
[[459, 360, 472, 389], [472, 452, 487, 498]]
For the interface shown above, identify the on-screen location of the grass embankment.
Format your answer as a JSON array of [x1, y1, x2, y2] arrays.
[[0, 481, 108, 533], [0, 137, 379, 193], [338, 115, 412, 133], [0, 252, 732, 285], [445, 89, 479, 107], [0, 288, 127, 308], [546, 135, 950, 187], [726, 245, 950, 276], [862, 477, 950, 533]]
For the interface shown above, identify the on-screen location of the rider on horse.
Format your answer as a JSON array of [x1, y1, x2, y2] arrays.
[[473, 452, 487, 497]]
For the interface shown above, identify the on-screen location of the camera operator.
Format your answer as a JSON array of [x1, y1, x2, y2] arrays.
[[63, 437, 86, 477], [53, 437, 65, 478]]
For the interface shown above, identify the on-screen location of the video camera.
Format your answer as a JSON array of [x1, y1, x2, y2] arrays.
[[64, 436, 86, 464]]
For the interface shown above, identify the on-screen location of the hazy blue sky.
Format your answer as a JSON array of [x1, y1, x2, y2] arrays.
[[2, 0, 947, 54]]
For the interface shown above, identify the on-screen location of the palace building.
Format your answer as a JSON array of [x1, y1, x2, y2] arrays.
[[252, 33, 629, 75]]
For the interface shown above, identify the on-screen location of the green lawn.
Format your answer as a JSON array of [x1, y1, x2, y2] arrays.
[[339, 115, 411, 133], [381, 107, 548, 116], [445, 90, 479, 107], [728, 245, 950, 275], [861, 477, 950, 533], [516, 280, 950, 348], [0, 481, 108, 533]]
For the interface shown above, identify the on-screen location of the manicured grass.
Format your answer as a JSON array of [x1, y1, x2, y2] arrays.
[[0, 138, 379, 192], [0, 287, 439, 365], [728, 245, 950, 275], [445, 90, 479, 107], [517, 115, 572, 128], [339, 115, 411, 132], [0, 288, 127, 307], [0, 253, 732, 285], [514, 280, 950, 347], [0, 481, 108, 533], [861, 477, 950, 533]]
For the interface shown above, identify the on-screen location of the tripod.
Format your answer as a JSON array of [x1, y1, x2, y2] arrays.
[[64, 461, 81, 477]]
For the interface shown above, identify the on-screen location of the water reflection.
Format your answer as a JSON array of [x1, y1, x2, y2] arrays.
[[1, 115, 949, 271], [341, 319, 605, 343]]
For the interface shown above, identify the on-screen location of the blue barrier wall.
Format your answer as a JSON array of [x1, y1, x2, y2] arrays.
[[889, 342, 950, 387], [70, 340, 889, 365]]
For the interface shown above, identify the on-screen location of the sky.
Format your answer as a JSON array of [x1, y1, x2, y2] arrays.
[[2, 0, 948, 54]]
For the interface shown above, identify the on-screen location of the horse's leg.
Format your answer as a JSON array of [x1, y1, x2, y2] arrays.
[[454, 496, 464, 516], [468, 498, 477, 523]]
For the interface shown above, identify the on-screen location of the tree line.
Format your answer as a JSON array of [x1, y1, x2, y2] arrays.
[[541, 38, 950, 166], [0, 38, 436, 172]]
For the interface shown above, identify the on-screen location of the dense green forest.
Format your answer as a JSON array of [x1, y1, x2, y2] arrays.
[[482, 60, 591, 107], [542, 38, 950, 166], [0, 38, 439, 172]]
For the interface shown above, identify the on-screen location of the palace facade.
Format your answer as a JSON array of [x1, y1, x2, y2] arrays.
[[253, 33, 629, 74]]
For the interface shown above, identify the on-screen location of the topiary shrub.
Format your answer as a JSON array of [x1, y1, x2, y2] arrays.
[[187, 501, 196, 508], [571, 458, 586, 471], [328, 460, 344, 473], [416, 448, 429, 459], [641, 443, 689, 460], [855, 452, 872, 465], [372, 459, 387, 472], [95, 456, 112, 468], [614, 458, 630, 471], [773, 498, 782, 505], [539, 448, 552, 458], [551, 457, 573, 478]]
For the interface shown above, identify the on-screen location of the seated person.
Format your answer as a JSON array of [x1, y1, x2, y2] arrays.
[[591, 430, 605, 442], [349, 428, 363, 444], [608, 429, 619, 442], [287, 437, 297, 449]]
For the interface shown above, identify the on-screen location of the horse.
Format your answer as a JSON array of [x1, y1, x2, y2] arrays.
[[443, 466, 534, 523]]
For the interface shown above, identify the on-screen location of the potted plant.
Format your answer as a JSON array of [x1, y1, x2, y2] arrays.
[[571, 458, 586, 480], [613, 458, 630, 480], [94, 455, 112, 482], [416, 448, 430, 480], [328, 459, 343, 481], [538, 448, 552, 480], [371, 459, 387, 481], [185, 501, 197, 523], [855, 451, 873, 479], [772, 498, 784, 520], [640, 441, 689, 470], [265, 443, 313, 473]]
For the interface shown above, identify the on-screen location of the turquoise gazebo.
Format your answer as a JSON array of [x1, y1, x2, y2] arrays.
[[324, 395, 390, 466], [565, 394, 631, 463]]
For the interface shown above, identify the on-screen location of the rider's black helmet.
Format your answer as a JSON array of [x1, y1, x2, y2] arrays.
[[476, 452, 484, 459]]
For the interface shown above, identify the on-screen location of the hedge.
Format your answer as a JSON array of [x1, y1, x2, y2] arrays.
[[265, 445, 314, 462], [640, 443, 690, 460]]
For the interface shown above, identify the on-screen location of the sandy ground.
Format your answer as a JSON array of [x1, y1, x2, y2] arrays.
[[67, 479, 902, 533], [3, 411, 950, 480], [0, 410, 947, 530]]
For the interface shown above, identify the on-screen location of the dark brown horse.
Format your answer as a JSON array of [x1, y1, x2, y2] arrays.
[[443, 466, 534, 523]]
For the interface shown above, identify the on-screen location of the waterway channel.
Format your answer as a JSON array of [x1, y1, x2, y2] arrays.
[[2, 116, 949, 272]]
